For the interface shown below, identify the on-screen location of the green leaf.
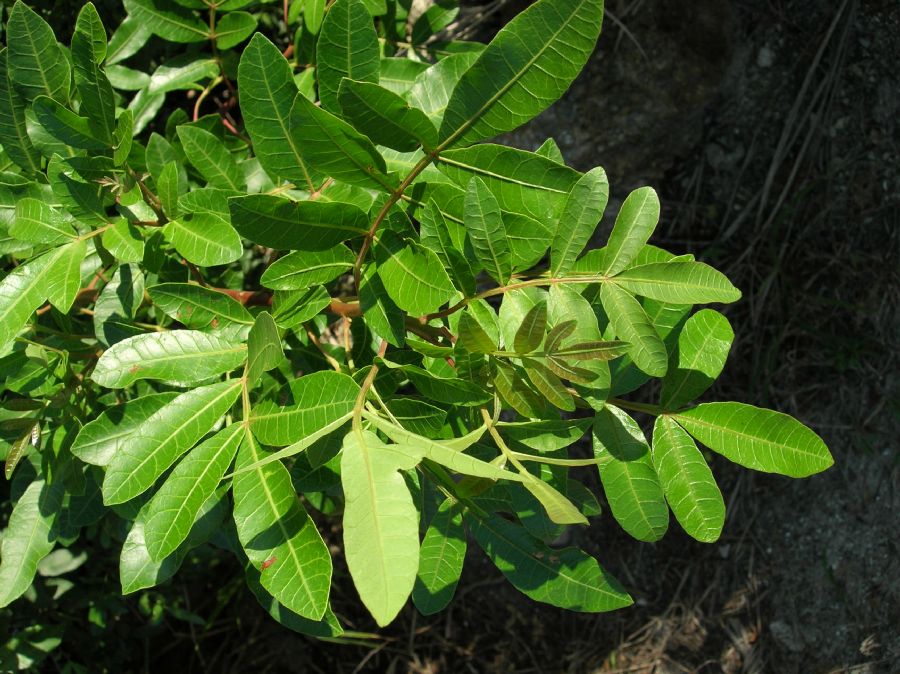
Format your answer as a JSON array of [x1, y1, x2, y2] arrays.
[[464, 176, 510, 285], [407, 52, 479, 126], [123, 0, 209, 43], [379, 57, 428, 96], [457, 311, 497, 354], [505, 211, 553, 271], [166, 212, 243, 267], [522, 358, 575, 412], [233, 428, 333, 619], [102, 219, 145, 263], [403, 365, 491, 406], [92, 331, 247, 388], [412, 500, 466, 615], [289, 93, 397, 191], [120, 490, 227, 594], [92, 262, 144, 346], [359, 265, 405, 347], [513, 302, 547, 354], [0, 247, 77, 351], [0, 49, 41, 174], [7, 1, 70, 104], [550, 167, 609, 276], [72, 3, 116, 143], [106, 15, 152, 65], [156, 161, 181, 218], [520, 473, 587, 524], [612, 262, 742, 304], [245, 312, 282, 386], [438, 0, 604, 147], [592, 405, 669, 542], [148, 283, 253, 329], [671, 403, 833, 478], [271, 286, 331, 329], [260, 245, 354, 291], [177, 126, 244, 191], [4, 425, 36, 481], [536, 137, 564, 163], [599, 283, 667, 377], [547, 285, 611, 403], [214, 11, 257, 50], [341, 430, 423, 626], [250, 371, 359, 446], [365, 414, 519, 482], [102, 380, 241, 504], [469, 513, 631, 612], [71, 392, 179, 466], [338, 79, 437, 152], [237, 34, 318, 187], [144, 423, 243, 560], [661, 309, 733, 410], [418, 199, 475, 295], [32, 96, 109, 150], [602, 187, 660, 276], [0, 478, 63, 608], [435, 144, 580, 227], [244, 564, 343, 638], [383, 399, 446, 437], [651, 416, 724, 542], [376, 237, 455, 316], [303, 0, 325, 34], [44, 239, 87, 314], [497, 418, 591, 452], [229, 194, 368, 251], [11, 198, 75, 244], [492, 358, 546, 418], [316, 0, 380, 113], [147, 57, 219, 95]]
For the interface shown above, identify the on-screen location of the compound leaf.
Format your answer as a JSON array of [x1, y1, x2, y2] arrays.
[[229, 194, 368, 251], [260, 245, 355, 291], [123, 0, 209, 43]]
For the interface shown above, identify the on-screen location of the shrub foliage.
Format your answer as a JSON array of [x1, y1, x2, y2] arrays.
[[0, 0, 831, 654]]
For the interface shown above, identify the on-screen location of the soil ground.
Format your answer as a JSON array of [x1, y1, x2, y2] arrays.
[[230, 1, 898, 672]]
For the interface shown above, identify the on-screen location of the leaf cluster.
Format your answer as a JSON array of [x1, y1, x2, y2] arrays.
[[0, 0, 832, 647]]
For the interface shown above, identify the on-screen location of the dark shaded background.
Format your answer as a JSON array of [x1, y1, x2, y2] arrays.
[[4, 0, 897, 672]]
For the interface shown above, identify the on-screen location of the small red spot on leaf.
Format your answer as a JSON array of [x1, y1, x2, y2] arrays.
[[129, 365, 140, 374], [210, 318, 219, 329], [261, 556, 276, 571]]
